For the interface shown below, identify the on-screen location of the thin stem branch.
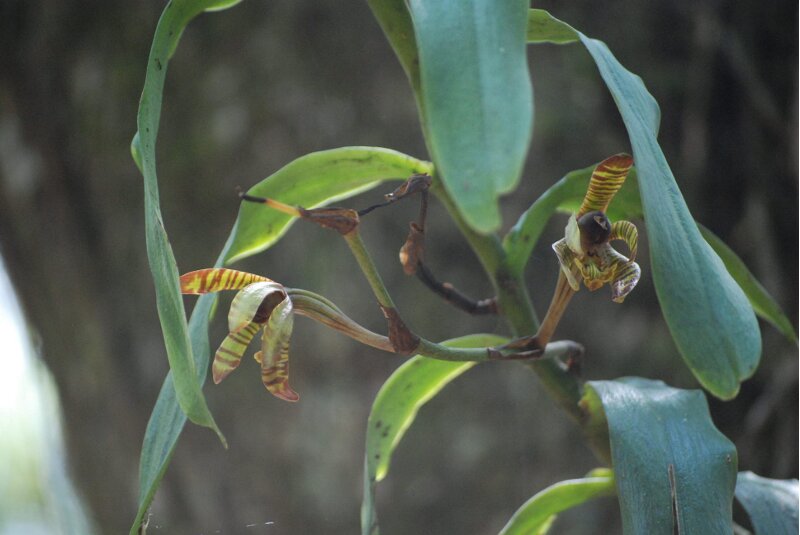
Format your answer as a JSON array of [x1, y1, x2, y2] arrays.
[[343, 232, 396, 310]]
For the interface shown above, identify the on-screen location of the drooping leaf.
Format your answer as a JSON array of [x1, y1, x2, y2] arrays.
[[225, 147, 432, 264], [583, 378, 738, 534], [499, 468, 615, 535], [735, 471, 799, 535], [361, 334, 507, 535], [134, 0, 242, 452], [406, 0, 533, 233]]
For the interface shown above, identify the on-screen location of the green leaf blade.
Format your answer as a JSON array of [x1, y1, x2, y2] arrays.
[[361, 333, 507, 535], [735, 471, 799, 535], [584, 378, 738, 535], [499, 469, 615, 535], [408, 0, 533, 233], [578, 33, 761, 400], [225, 147, 432, 264], [526, 9, 579, 45], [135, 0, 242, 443]]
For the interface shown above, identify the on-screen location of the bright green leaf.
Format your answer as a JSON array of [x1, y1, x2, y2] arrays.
[[526, 9, 579, 44], [499, 468, 615, 535], [584, 378, 738, 534], [135, 0, 241, 446], [225, 147, 432, 264], [735, 471, 799, 535], [361, 334, 507, 535], [407, 0, 533, 233]]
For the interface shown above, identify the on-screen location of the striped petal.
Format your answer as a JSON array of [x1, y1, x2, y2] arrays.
[[180, 268, 273, 294], [228, 282, 286, 333], [578, 154, 633, 217], [611, 220, 638, 262], [212, 322, 260, 384], [257, 298, 299, 402]]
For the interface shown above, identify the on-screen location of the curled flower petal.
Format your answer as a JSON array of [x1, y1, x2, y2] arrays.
[[564, 215, 582, 256], [611, 220, 638, 262], [258, 298, 299, 402], [228, 282, 286, 333], [611, 259, 641, 303], [180, 268, 273, 294], [212, 322, 260, 384]]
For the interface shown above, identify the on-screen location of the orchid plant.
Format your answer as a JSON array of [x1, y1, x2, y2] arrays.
[[131, 3, 798, 534]]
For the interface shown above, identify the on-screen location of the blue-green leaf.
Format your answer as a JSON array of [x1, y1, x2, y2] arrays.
[[499, 468, 615, 535], [735, 471, 799, 535], [407, 0, 533, 233], [579, 33, 761, 399], [583, 378, 737, 534], [225, 147, 432, 264]]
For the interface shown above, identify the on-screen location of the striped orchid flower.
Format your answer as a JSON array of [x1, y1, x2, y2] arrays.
[[552, 154, 641, 303], [180, 268, 299, 402]]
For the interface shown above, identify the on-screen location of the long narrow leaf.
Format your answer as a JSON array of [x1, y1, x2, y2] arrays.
[[135, 0, 244, 446], [583, 378, 738, 534], [362, 334, 507, 535], [406, 0, 533, 233], [499, 468, 615, 535], [735, 471, 799, 535]]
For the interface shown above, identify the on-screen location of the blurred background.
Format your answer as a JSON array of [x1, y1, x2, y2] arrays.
[[0, 0, 796, 533]]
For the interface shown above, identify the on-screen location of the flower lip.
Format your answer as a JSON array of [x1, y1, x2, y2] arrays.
[[253, 291, 287, 324], [578, 210, 611, 254]]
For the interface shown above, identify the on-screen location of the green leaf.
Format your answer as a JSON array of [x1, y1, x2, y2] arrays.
[[131, 291, 218, 535], [499, 468, 615, 535], [361, 333, 507, 535], [519, 10, 762, 398], [735, 471, 799, 535], [583, 378, 738, 534], [366, 0, 420, 97], [225, 147, 432, 264], [407, 0, 533, 233], [135, 0, 241, 444], [526, 9, 579, 45], [699, 226, 797, 344], [578, 31, 761, 399]]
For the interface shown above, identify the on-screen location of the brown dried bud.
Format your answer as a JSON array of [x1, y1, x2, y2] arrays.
[[380, 305, 420, 355], [300, 207, 360, 235], [385, 174, 432, 201], [399, 222, 425, 275]]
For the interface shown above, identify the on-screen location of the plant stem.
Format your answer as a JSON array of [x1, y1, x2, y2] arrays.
[[343, 232, 396, 309]]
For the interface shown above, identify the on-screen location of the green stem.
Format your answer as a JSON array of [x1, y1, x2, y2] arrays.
[[343, 232, 396, 309], [432, 182, 585, 422]]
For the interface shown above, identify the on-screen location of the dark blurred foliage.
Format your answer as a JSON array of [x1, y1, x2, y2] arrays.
[[0, 1, 796, 533]]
